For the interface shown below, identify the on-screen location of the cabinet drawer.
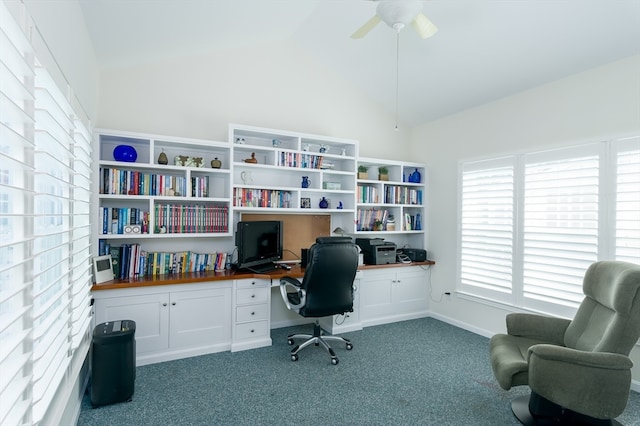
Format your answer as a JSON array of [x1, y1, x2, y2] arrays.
[[235, 279, 269, 289], [236, 304, 269, 323], [235, 320, 269, 340], [236, 287, 269, 305]]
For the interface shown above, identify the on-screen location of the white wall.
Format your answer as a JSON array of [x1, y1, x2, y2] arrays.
[[22, 0, 100, 120], [97, 39, 410, 159], [411, 55, 640, 382]]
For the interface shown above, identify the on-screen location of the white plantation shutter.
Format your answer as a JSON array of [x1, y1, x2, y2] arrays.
[[459, 158, 514, 302], [0, 4, 36, 424], [522, 146, 600, 314], [70, 119, 93, 350], [0, 3, 93, 424], [459, 140, 639, 317], [614, 137, 640, 264]]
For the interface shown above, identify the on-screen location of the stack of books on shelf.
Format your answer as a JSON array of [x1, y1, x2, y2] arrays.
[[357, 185, 380, 203], [100, 207, 149, 234], [100, 167, 190, 197], [105, 244, 229, 280], [154, 204, 228, 233], [384, 186, 423, 205], [356, 208, 389, 231], [233, 188, 293, 208], [277, 151, 324, 169]]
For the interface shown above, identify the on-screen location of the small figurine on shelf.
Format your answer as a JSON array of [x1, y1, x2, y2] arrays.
[[210, 157, 222, 168], [337, 201, 343, 209], [244, 153, 258, 164], [272, 139, 281, 147], [319, 144, 328, 153], [157, 149, 168, 165]]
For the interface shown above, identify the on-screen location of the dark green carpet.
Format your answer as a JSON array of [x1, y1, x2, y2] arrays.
[[77, 318, 640, 425]]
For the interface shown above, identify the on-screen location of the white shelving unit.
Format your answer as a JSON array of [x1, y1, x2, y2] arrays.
[[356, 157, 426, 249], [95, 130, 234, 264], [229, 124, 358, 232]]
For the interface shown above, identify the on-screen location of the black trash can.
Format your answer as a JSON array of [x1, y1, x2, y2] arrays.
[[91, 320, 136, 407]]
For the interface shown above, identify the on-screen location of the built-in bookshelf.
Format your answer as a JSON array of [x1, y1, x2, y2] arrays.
[[94, 126, 427, 281], [356, 157, 426, 249], [95, 130, 233, 274]]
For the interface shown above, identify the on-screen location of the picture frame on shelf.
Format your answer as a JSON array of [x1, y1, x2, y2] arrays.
[[300, 197, 311, 208]]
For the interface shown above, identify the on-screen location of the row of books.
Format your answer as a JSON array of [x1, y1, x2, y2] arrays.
[[233, 188, 293, 208], [101, 207, 150, 234], [356, 208, 390, 231], [276, 151, 324, 169], [100, 167, 210, 197], [357, 185, 423, 205], [104, 244, 229, 280], [357, 185, 380, 203], [155, 204, 229, 234], [384, 186, 423, 205]]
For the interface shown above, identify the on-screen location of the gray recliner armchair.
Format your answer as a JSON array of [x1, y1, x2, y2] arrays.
[[490, 261, 640, 425]]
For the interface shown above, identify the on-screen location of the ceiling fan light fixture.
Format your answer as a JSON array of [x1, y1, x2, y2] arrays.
[[376, 0, 422, 29]]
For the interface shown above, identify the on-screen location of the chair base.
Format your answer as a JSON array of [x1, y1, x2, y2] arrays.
[[287, 320, 353, 364], [512, 393, 622, 426]]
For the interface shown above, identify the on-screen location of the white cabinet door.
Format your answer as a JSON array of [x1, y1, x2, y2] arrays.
[[169, 286, 232, 349], [360, 267, 428, 326], [394, 268, 429, 313], [360, 270, 396, 321], [94, 292, 170, 354]]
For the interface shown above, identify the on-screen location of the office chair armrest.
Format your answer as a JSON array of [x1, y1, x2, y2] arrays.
[[506, 313, 570, 345], [528, 344, 632, 418], [279, 276, 306, 312]]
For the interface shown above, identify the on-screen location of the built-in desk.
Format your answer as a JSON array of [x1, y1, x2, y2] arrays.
[[91, 261, 434, 365]]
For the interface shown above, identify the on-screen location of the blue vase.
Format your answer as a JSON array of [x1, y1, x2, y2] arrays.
[[113, 145, 137, 162], [301, 176, 310, 188], [409, 168, 421, 183], [319, 197, 329, 209]]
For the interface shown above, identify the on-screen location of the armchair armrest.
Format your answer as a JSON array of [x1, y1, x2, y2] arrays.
[[506, 313, 570, 345], [279, 276, 306, 312], [528, 344, 633, 419]]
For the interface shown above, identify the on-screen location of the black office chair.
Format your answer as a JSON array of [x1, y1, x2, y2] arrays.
[[279, 236, 359, 365]]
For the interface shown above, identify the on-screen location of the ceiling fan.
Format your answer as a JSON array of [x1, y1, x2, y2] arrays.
[[351, 1, 438, 131], [351, 0, 438, 39]]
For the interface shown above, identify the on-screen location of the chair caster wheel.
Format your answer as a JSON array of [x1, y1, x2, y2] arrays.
[[287, 338, 294, 346], [346, 343, 353, 350], [291, 354, 298, 362], [331, 357, 339, 365]]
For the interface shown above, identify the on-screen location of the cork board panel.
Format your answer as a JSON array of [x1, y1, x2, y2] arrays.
[[241, 214, 331, 261]]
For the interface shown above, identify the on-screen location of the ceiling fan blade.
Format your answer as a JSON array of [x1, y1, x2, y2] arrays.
[[351, 15, 381, 39], [411, 13, 438, 39]]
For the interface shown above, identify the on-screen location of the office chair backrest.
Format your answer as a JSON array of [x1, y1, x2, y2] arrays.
[[564, 260, 640, 355], [300, 237, 359, 317]]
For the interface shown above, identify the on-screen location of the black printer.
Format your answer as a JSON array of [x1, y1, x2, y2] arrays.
[[356, 238, 397, 265]]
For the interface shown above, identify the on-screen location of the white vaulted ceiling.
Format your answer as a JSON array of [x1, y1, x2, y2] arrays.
[[78, 0, 640, 127]]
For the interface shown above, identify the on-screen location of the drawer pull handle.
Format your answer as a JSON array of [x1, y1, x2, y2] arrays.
[[251, 294, 256, 298], [251, 312, 255, 316], [172, 302, 176, 306], [250, 329, 255, 333], [162, 303, 168, 307]]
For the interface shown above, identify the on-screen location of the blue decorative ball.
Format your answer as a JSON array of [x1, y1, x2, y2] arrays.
[[113, 145, 137, 162]]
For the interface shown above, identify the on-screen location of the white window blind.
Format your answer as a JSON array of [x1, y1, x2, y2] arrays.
[[0, 4, 36, 424], [459, 140, 640, 318], [0, 3, 93, 424], [459, 158, 514, 302], [614, 137, 640, 264], [522, 147, 600, 314]]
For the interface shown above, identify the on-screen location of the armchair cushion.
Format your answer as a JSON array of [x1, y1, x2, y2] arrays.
[[528, 344, 633, 419]]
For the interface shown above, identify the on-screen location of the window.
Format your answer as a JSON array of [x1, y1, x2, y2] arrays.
[[459, 139, 640, 318], [0, 4, 93, 424]]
